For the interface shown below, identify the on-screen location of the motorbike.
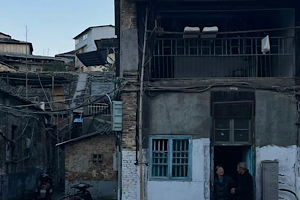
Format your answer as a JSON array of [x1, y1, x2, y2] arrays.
[[67, 183, 93, 200], [35, 173, 53, 200]]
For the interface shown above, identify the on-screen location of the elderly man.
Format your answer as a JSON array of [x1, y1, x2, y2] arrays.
[[231, 162, 253, 200]]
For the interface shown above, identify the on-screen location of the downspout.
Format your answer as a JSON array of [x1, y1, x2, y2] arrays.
[[138, 6, 149, 200]]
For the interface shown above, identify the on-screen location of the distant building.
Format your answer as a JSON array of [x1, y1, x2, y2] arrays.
[[0, 32, 33, 55], [0, 79, 54, 200], [0, 52, 68, 72], [0, 32, 11, 39], [0, 32, 69, 72], [56, 133, 117, 200], [73, 25, 116, 71], [55, 50, 76, 71]]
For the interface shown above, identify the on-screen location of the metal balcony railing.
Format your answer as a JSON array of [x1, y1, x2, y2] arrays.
[[87, 103, 110, 115], [150, 37, 294, 78]]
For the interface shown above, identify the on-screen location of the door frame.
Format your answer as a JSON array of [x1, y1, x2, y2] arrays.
[[210, 144, 256, 199]]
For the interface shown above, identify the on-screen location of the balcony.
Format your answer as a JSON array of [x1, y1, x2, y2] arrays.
[[149, 37, 294, 79], [87, 103, 110, 115]]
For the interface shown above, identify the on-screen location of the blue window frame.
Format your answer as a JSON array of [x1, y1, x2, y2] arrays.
[[149, 136, 192, 180]]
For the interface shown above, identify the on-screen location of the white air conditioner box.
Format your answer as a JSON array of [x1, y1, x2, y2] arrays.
[[183, 26, 200, 38]]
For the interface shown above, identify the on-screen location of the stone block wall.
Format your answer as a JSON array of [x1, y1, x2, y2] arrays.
[[65, 134, 117, 181], [64, 134, 118, 199]]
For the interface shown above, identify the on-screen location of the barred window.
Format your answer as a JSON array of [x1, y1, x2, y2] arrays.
[[150, 136, 191, 180]]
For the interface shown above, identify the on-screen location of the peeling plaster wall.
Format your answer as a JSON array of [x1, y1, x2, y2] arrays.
[[147, 138, 210, 200], [255, 145, 299, 200], [122, 151, 138, 200], [297, 147, 300, 197]]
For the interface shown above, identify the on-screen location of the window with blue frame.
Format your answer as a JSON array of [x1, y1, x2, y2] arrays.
[[150, 136, 192, 180]]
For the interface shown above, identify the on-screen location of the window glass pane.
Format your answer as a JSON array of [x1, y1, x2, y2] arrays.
[[215, 130, 230, 142], [234, 119, 250, 129], [152, 139, 168, 177], [215, 119, 230, 129], [234, 130, 250, 142], [172, 139, 189, 177]]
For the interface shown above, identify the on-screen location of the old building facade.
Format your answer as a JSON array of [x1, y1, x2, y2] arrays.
[[0, 80, 55, 200], [57, 133, 118, 199], [116, 0, 300, 200]]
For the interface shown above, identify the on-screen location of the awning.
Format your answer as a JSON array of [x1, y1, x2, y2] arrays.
[[76, 49, 107, 67]]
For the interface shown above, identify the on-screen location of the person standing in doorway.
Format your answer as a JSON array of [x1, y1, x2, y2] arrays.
[[231, 162, 254, 200], [214, 165, 235, 200]]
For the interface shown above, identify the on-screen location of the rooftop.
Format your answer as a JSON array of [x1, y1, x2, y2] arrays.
[[0, 52, 69, 62], [0, 38, 33, 52], [0, 32, 11, 38], [73, 25, 115, 39], [55, 50, 76, 57]]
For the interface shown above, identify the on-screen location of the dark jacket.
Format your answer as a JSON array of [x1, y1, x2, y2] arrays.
[[214, 175, 235, 200], [236, 170, 254, 200]]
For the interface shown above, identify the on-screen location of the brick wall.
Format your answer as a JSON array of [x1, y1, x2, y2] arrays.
[[121, 72, 139, 200], [65, 134, 117, 181], [120, 0, 139, 199]]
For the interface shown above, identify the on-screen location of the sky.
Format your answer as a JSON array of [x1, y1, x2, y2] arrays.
[[0, 0, 115, 56]]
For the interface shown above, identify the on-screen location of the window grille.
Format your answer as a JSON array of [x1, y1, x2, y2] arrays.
[[150, 136, 191, 180]]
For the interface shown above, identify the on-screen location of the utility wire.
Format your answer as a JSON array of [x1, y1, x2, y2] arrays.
[[0, 80, 127, 115], [148, 26, 300, 35]]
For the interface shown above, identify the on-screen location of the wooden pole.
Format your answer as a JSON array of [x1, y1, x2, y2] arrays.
[[138, 7, 148, 200]]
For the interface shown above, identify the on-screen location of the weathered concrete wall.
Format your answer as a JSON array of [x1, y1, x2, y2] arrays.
[[144, 88, 299, 199], [120, 0, 138, 74], [64, 134, 117, 199], [255, 145, 298, 200], [146, 138, 210, 200], [255, 91, 297, 147], [148, 92, 211, 138]]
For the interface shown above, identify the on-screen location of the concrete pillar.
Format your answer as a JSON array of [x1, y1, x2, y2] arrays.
[[120, 1, 139, 199]]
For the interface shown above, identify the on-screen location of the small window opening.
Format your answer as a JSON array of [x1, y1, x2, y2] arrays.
[[92, 154, 103, 163]]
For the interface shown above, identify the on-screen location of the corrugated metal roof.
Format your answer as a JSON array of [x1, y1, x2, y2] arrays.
[[73, 25, 115, 39], [0, 52, 68, 62], [0, 32, 11, 38], [76, 50, 107, 66]]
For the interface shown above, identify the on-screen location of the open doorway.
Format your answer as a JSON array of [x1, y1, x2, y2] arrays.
[[214, 146, 253, 184]]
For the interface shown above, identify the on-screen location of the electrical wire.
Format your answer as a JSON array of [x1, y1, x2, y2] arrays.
[[148, 26, 300, 36], [0, 80, 127, 115]]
